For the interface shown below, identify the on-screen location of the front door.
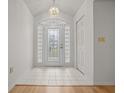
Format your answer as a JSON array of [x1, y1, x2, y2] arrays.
[[44, 26, 64, 66]]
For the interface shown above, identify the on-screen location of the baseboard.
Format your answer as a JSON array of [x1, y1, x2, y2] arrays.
[[15, 84, 115, 87], [94, 82, 115, 86], [8, 83, 16, 92]]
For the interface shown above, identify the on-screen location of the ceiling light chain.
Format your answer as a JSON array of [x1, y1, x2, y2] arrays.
[[53, 0, 55, 5]]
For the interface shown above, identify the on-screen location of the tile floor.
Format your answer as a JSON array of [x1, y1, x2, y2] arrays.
[[17, 67, 87, 85]]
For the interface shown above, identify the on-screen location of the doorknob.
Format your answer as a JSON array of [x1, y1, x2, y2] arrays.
[[60, 44, 63, 49], [60, 46, 63, 48]]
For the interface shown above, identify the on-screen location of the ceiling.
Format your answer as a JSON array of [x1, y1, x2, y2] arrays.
[[24, 0, 85, 17]]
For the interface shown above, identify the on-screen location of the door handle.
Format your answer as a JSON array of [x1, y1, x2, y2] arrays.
[[60, 46, 63, 48], [60, 44, 63, 49]]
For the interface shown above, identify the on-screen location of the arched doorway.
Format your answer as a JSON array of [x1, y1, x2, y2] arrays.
[[34, 18, 71, 66]]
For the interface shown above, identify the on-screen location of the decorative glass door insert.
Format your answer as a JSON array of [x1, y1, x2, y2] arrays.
[[48, 29, 60, 62]]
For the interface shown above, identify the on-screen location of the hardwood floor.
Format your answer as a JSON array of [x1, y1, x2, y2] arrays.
[[9, 85, 115, 93]]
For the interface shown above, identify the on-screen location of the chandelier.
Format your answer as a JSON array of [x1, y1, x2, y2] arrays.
[[49, 0, 59, 16]]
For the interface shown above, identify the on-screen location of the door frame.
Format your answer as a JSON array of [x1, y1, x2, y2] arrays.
[[33, 18, 73, 67]]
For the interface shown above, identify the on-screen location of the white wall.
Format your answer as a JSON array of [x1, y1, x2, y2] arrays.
[[74, 0, 94, 84], [94, 0, 115, 85], [8, 0, 33, 90]]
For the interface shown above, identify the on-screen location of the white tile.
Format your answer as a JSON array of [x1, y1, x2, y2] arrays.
[[17, 67, 85, 85], [56, 80, 64, 85]]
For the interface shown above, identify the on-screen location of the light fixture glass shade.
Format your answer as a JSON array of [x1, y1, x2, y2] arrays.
[[49, 6, 59, 16]]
